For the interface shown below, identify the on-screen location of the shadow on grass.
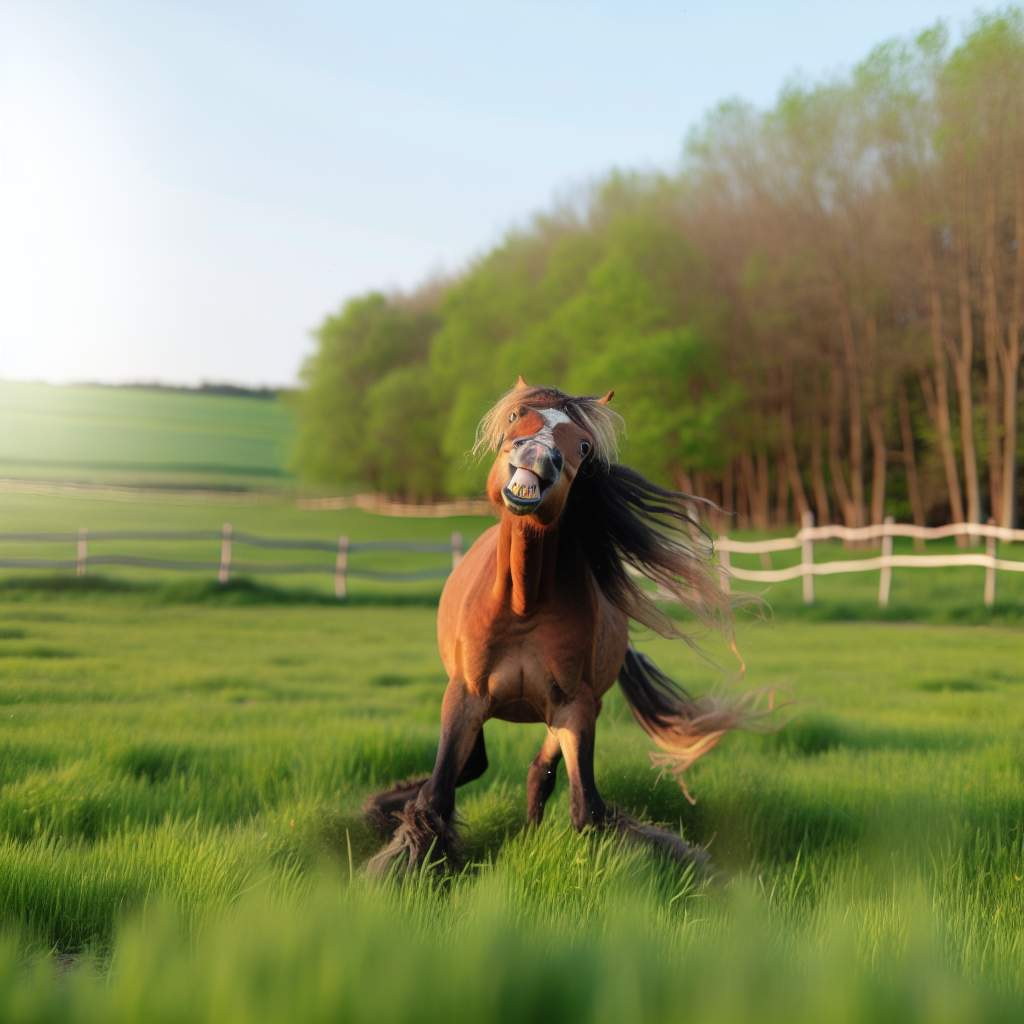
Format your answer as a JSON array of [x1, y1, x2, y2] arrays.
[[3, 574, 1022, 621], [0, 574, 441, 608]]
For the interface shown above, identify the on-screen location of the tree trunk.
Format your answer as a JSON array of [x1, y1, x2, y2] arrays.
[[998, 337, 1020, 529], [897, 383, 926, 547], [754, 450, 771, 529], [722, 459, 735, 519], [810, 423, 830, 525], [739, 454, 759, 529], [828, 366, 855, 525], [1000, 172, 1024, 529], [737, 460, 753, 532], [836, 295, 865, 526], [867, 405, 887, 526], [674, 469, 694, 495], [924, 256, 965, 526], [955, 233, 982, 524], [780, 405, 810, 523], [983, 187, 1003, 519], [774, 453, 790, 527]]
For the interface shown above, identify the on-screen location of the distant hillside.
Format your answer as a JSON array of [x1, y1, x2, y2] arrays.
[[80, 381, 290, 400], [0, 380, 295, 491]]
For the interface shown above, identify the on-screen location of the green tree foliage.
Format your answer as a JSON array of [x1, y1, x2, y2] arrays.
[[291, 293, 443, 496], [293, 10, 1024, 527]]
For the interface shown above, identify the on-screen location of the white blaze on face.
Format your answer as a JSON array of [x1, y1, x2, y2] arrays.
[[505, 408, 571, 501], [533, 407, 572, 448]]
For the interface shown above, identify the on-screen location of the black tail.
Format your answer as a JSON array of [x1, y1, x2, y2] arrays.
[[618, 646, 761, 802]]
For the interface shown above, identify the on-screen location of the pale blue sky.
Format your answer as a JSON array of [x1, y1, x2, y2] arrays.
[[1, 1, 989, 387]]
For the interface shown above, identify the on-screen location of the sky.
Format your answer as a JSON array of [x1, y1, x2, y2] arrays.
[[0, 0, 992, 388]]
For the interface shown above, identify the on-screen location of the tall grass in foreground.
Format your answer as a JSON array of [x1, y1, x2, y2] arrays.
[[0, 593, 1021, 1020], [1, 826, 1022, 1024]]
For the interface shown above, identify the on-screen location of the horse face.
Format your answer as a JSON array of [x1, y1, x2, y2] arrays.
[[487, 403, 594, 524]]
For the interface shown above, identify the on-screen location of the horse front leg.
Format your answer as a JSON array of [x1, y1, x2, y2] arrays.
[[367, 679, 486, 875], [364, 730, 488, 837]]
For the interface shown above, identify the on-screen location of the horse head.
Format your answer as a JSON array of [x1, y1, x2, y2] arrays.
[[482, 376, 616, 525]]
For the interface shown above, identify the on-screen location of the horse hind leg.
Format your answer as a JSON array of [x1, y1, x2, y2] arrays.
[[606, 811, 711, 874], [554, 691, 710, 873], [552, 692, 608, 830], [526, 731, 562, 826], [363, 730, 488, 837]]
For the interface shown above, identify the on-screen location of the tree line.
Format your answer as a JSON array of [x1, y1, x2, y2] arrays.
[[293, 10, 1024, 529]]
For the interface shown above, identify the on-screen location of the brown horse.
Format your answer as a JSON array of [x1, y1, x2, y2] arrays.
[[366, 378, 755, 874]]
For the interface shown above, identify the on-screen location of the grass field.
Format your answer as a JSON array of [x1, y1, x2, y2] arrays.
[[0, 381, 294, 489], [0, 586, 1021, 1021], [2, 382, 1023, 1020]]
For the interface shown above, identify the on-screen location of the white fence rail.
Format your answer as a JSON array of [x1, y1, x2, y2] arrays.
[[2, 517, 1020, 608], [717, 514, 1024, 607], [0, 524, 465, 600]]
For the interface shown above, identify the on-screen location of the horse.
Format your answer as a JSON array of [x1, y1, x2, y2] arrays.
[[365, 377, 757, 874]]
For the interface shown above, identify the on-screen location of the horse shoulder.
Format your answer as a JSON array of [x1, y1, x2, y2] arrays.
[[437, 524, 500, 676]]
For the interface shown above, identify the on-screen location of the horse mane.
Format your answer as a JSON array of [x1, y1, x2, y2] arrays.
[[565, 462, 732, 642], [473, 385, 623, 466], [475, 385, 732, 642]]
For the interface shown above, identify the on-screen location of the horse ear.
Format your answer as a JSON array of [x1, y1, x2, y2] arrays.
[[598, 389, 615, 405], [514, 375, 529, 390]]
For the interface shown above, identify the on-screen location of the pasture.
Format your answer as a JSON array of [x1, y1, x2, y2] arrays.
[[0, 381, 293, 490], [1, 386, 1022, 1020], [0, 584, 1021, 1020]]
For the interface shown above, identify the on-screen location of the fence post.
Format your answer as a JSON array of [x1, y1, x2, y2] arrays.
[[718, 539, 731, 596], [984, 517, 996, 607], [878, 515, 894, 607], [451, 531, 463, 570], [335, 535, 349, 600], [800, 511, 814, 605], [218, 522, 233, 584], [76, 528, 88, 577]]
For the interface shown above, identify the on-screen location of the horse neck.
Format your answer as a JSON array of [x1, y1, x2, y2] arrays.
[[493, 514, 563, 616]]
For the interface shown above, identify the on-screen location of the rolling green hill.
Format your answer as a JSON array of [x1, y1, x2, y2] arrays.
[[0, 381, 295, 489]]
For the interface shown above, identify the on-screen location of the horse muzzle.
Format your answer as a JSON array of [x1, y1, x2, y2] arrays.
[[502, 439, 564, 514]]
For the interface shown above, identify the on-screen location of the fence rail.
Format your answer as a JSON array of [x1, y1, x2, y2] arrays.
[[717, 514, 1024, 607], [0, 517, 1020, 606], [0, 524, 465, 597], [296, 494, 492, 517]]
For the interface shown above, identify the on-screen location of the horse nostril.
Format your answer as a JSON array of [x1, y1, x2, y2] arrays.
[[550, 448, 564, 472]]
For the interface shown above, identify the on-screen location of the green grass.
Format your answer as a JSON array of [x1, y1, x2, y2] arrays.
[[2, 380, 1023, 1018], [0, 381, 294, 489], [0, 583, 1021, 1020]]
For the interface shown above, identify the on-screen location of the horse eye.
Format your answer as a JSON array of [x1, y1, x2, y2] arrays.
[[580, 441, 592, 457], [507, 411, 518, 423]]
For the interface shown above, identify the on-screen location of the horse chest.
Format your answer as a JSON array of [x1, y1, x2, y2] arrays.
[[461, 617, 589, 720]]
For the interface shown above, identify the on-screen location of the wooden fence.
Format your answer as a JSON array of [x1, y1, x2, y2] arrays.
[[718, 513, 1024, 607], [2, 517, 1022, 605], [0, 524, 465, 600], [296, 494, 492, 517]]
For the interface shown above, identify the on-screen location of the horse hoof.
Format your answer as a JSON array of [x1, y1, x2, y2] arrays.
[[366, 801, 462, 877]]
